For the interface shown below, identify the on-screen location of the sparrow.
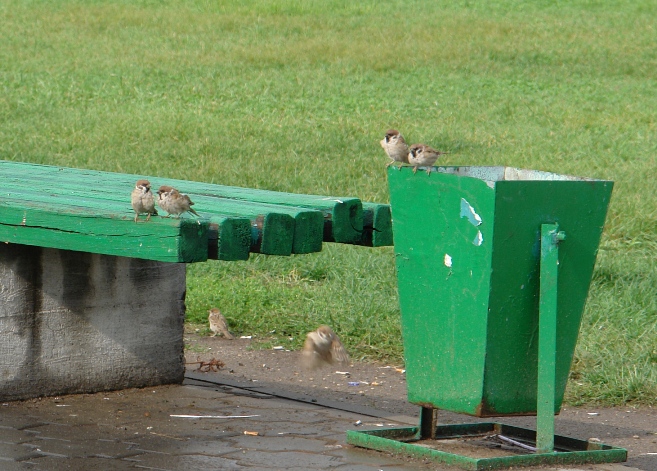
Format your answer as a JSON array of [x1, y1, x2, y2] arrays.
[[156, 185, 200, 218], [131, 179, 158, 222], [380, 129, 409, 168], [301, 325, 349, 370], [408, 143, 448, 174], [208, 308, 234, 339]]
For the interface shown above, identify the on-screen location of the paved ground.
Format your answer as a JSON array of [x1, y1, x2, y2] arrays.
[[0, 333, 655, 470]]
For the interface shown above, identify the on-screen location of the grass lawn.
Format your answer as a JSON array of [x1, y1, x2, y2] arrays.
[[1, 0, 656, 406]]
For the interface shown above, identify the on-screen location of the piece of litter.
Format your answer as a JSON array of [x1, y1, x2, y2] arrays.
[[395, 368, 406, 374], [170, 415, 260, 419], [587, 412, 599, 416], [146, 426, 153, 430], [371, 382, 381, 386], [354, 420, 362, 426], [375, 423, 384, 427], [348, 382, 360, 387], [335, 371, 350, 375], [243, 431, 259, 436], [272, 346, 284, 350], [240, 336, 252, 339], [589, 438, 601, 442], [325, 444, 343, 449]]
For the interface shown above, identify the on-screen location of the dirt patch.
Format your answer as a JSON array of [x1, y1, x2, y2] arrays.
[[183, 325, 415, 418]]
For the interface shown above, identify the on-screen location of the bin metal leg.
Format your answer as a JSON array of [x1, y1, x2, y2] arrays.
[[419, 406, 438, 440], [537, 223, 566, 453]]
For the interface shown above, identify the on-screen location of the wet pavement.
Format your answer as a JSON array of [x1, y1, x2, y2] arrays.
[[0, 372, 648, 471]]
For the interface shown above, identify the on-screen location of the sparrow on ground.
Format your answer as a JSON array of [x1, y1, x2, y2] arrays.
[[131, 179, 158, 222], [380, 129, 409, 168], [408, 143, 448, 174], [301, 325, 349, 370], [208, 308, 234, 339], [156, 185, 200, 218]]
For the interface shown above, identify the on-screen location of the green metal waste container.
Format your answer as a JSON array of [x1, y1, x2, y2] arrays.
[[388, 166, 613, 417]]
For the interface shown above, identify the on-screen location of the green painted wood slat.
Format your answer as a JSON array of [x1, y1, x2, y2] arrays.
[[1, 160, 367, 245], [0, 197, 208, 263], [1, 180, 252, 261]]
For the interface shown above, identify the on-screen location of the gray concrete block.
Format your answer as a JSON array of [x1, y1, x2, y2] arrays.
[[0, 244, 186, 401]]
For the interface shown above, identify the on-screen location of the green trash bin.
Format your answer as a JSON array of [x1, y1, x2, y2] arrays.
[[347, 166, 627, 468], [388, 166, 612, 417]]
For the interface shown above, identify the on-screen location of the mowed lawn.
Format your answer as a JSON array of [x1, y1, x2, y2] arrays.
[[1, 0, 656, 405]]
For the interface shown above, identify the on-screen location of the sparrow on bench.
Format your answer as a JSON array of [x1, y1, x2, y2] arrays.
[[157, 185, 200, 218], [131, 179, 158, 222]]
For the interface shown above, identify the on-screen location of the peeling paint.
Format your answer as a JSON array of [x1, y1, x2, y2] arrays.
[[473, 231, 483, 246], [444, 254, 452, 268], [460, 198, 482, 226]]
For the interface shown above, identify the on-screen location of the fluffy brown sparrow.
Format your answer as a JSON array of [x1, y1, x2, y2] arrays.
[[408, 143, 447, 174], [131, 179, 158, 222], [380, 129, 409, 168], [156, 185, 200, 218], [208, 308, 234, 339], [301, 325, 349, 370]]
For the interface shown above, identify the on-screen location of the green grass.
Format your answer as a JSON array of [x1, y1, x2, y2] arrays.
[[2, 0, 656, 406]]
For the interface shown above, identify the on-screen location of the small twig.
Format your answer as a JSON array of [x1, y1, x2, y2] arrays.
[[185, 356, 225, 372], [496, 434, 538, 452]]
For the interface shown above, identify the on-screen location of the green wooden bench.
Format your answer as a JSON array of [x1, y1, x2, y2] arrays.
[[0, 159, 393, 402], [0, 160, 392, 262]]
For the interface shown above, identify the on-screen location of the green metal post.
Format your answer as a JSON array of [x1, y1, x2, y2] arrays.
[[537, 224, 566, 453], [420, 406, 438, 440]]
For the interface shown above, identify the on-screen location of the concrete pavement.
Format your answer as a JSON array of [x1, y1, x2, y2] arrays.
[[0, 375, 647, 470]]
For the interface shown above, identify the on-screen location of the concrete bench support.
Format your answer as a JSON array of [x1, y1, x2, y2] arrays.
[[0, 243, 186, 401]]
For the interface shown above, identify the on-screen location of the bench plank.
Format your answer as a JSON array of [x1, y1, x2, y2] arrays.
[[361, 202, 393, 247], [0, 197, 209, 263], [3, 178, 252, 261], [207, 217, 252, 261]]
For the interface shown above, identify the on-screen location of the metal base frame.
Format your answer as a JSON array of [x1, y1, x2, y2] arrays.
[[346, 420, 627, 471]]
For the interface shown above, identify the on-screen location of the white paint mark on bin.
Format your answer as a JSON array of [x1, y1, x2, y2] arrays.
[[444, 254, 453, 268], [460, 198, 482, 226], [473, 230, 483, 246]]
